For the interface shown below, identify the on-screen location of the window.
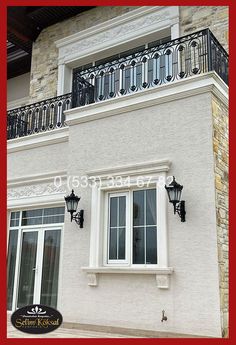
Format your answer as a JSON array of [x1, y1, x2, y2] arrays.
[[106, 188, 157, 266]]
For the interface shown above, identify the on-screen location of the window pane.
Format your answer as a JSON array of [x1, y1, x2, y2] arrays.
[[133, 190, 144, 226], [146, 226, 157, 264], [7, 230, 18, 310], [118, 228, 125, 259], [109, 228, 117, 260], [146, 189, 156, 225], [110, 197, 118, 227], [10, 212, 20, 227], [40, 230, 61, 308], [22, 217, 43, 226], [119, 196, 126, 227], [133, 227, 145, 264], [109, 195, 127, 261], [43, 207, 65, 216], [22, 209, 43, 218], [43, 215, 64, 224]]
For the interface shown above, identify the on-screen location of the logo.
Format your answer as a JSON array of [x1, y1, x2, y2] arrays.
[[11, 304, 63, 334]]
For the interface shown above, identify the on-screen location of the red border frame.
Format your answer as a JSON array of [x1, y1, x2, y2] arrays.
[[0, 1, 234, 344]]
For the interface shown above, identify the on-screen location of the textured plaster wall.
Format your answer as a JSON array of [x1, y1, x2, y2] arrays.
[[58, 92, 222, 337], [7, 141, 68, 180]]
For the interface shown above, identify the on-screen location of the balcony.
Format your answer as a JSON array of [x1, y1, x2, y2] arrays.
[[7, 29, 228, 140]]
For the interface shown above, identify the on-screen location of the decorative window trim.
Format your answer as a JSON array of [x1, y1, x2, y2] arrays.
[[82, 159, 173, 288], [55, 6, 180, 95]]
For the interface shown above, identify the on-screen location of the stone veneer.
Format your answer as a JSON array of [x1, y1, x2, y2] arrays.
[[212, 96, 229, 337], [29, 6, 228, 103], [180, 6, 228, 52], [29, 6, 137, 102]]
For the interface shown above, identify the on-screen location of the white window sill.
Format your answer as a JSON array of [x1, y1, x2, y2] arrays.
[[81, 266, 174, 289]]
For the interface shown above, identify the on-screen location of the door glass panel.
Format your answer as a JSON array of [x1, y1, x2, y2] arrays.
[[7, 230, 18, 310], [17, 232, 38, 308], [40, 230, 61, 308]]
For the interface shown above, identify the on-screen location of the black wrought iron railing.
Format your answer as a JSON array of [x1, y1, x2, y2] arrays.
[[7, 29, 228, 140], [72, 28, 228, 107], [7, 93, 71, 140]]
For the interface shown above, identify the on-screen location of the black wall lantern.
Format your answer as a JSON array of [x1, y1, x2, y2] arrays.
[[64, 190, 84, 228], [165, 176, 186, 222]]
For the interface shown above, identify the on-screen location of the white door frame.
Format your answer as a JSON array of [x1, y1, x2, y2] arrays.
[[10, 224, 63, 311]]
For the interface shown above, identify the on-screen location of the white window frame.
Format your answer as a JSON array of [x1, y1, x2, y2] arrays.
[[55, 6, 180, 96], [105, 191, 130, 265], [104, 186, 159, 268]]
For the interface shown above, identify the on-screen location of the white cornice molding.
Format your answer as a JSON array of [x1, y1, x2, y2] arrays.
[[65, 72, 228, 126], [7, 170, 67, 186], [55, 6, 179, 66], [7, 127, 69, 153], [86, 159, 171, 180]]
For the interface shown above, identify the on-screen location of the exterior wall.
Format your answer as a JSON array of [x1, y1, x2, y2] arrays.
[[58, 91, 221, 337], [7, 72, 30, 104], [212, 96, 229, 337], [7, 141, 68, 180], [180, 6, 228, 52], [28, 6, 228, 103]]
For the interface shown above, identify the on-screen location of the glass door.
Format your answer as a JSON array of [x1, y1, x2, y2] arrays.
[[17, 231, 38, 308], [14, 228, 61, 310]]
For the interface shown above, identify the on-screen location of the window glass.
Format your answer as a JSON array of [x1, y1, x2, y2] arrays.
[[133, 189, 157, 264], [7, 230, 18, 310], [21, 207, 65, 226], [10, 212, 20, 227], [108, 195, 126, 261], [40, 230, 61, 308]]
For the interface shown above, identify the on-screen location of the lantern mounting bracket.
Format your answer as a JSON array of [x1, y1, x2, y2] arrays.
[[71, 209, 84, 228], [174, 201, 186, 222]]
